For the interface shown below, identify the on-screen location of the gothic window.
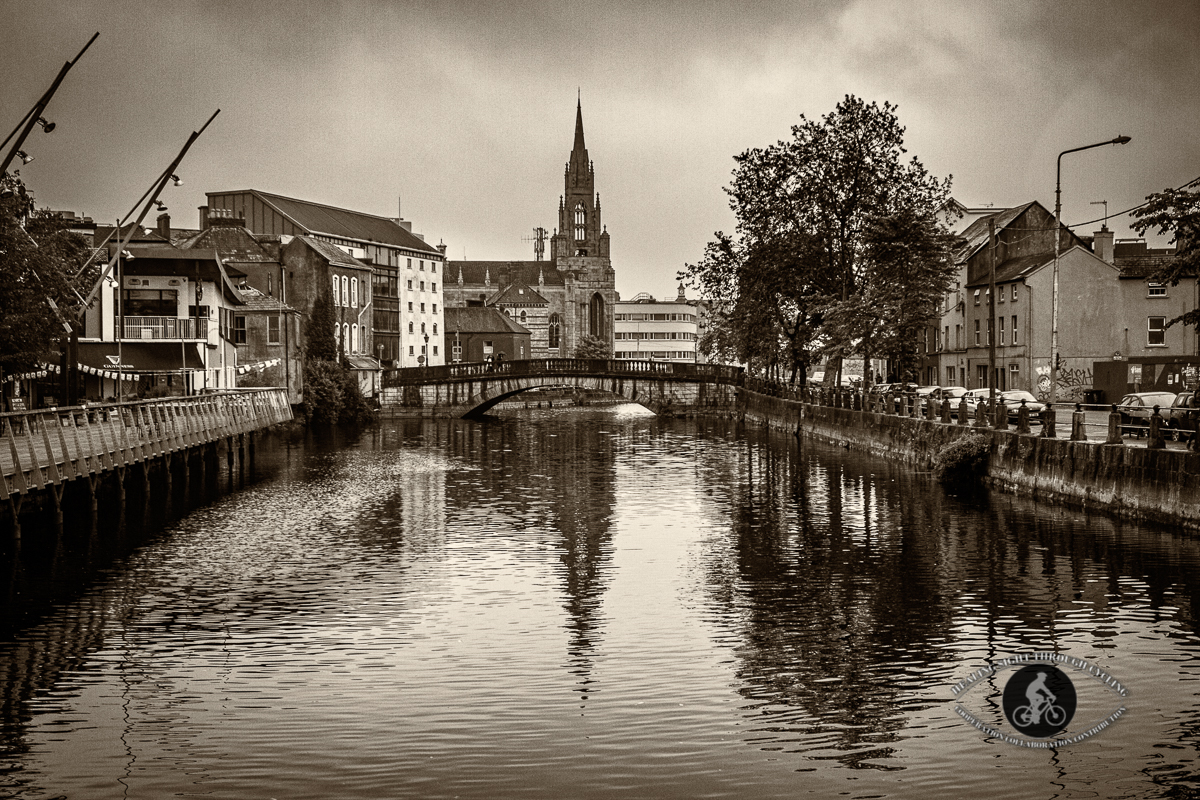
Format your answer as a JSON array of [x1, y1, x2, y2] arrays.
[[574, 203, 586, 241], [333, 275, 340, 307], [548, 313, 561, 349], [341, 276, 349, 307], [520, 310, 527, 324], [350, 278, 358, 308], [589, 293, 605, 338]]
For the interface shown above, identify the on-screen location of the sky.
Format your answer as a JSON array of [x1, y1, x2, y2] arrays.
[[3, 0, 1198, 302]]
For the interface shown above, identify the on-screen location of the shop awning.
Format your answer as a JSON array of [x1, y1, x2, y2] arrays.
[[77, 341, 205, 372]]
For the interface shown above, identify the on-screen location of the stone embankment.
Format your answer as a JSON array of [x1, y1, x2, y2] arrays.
[[740, 385, 1200, 531]]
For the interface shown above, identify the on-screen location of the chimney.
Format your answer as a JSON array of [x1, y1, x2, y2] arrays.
[[156, 212, 171, 240], [198, 205, 209, 230], [1093, 225, 1114, 264]]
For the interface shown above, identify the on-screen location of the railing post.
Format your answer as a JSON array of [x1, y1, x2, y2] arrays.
[[940, 398, 951, 424], [992, 398, 1008, 430], [1040, 404, 1057, 438], [1148, 405, 1166, 449], [1017, 400, 1031, 434], [1106, 404, 1124, 444], [1070, 403, 1088, 441], [974, 401, 987, 428]]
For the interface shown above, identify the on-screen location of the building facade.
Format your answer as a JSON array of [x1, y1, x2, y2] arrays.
[[613, 287, 701, 363], [445, 100, 617, 359], [202, 190, 446, 368]]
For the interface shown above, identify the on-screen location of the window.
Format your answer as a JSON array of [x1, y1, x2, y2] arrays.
[[955, 324, 961, 349], [342, 276, 349, 307], [431, 262, 436, 274], [408, 302, 413, 311], [406, 258, 412, 269], [999, 286, 1005, 303], [973, 289, 981, 306], [407, 279, 413, 290], [1011, 315, 1018, 345], [420, 281, 425, 291], [549, 313, 561, 349], [433, 345, 438, 355], [1149, 316, 1166, 346], [1009, 363, 1020, 376], [483, 340, 493, 355], [1148, 282, 1167, 297], [574, 203, 586, 240], [999, 315, 1006, 345], [268, 315, 280, 344], [946, 366, 956, 385], [234, 315, 246, 344], [1011, 285, 1018, 302], [343, 323, 349, 350], [409, 345, 414, 355], [408, 322, 414, 333], [420, 303, 425, 312], [419, 260, 424, 271], [432, 282, 437, 293], [352, 324, 358, 353], [944, 325, 949, 351], [187, 305, 210, 318], [350, 278, 358, 308], [433, 303, 437, 313], [333, 275, 340, 306], [520, 310, 527, 324], [974, 319, 980, 345], [421, 322, 426, 334], [433, 323, 438, 334]]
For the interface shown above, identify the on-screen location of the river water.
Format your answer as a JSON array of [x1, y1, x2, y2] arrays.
[[2, 404, 1199, 799]]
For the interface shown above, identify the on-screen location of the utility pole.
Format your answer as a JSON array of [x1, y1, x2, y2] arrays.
[[988, 217, 997, 412]]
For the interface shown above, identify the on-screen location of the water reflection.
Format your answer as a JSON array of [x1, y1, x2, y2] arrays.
[[1, 408, 1199, 798]]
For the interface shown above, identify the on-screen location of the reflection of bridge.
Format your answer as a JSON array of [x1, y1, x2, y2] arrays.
[[381, 359, 745, 417]]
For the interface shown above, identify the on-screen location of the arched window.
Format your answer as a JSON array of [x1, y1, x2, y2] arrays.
[[519, 310, 527, 324], [548, 313, 560, 349], [341, 276, 349, 307], [342, 323, 349, 351], [332, 275, 340, 306], [408, 322, 414, 333], [350, 278, 358, 308], [433, 323, 438, 334], [574, 203, 586, 241], [352, 324, 358, 353], [421, 322, 426, 334], [589, 293, 605, 338]]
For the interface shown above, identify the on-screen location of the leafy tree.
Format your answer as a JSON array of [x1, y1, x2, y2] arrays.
[[304, 283, 337, 361], [0, 174, 89, 380], [573, 333, 612, 359], [1131, 183, 1200, 329], [680, 95, 954, 384], [302, 358, 372, 426]]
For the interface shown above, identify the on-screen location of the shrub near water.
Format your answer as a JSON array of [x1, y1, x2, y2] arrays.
[[932, 432, 991, 486]]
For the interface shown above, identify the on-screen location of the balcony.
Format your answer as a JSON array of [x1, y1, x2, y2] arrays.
[[120, 316, 209, 340]]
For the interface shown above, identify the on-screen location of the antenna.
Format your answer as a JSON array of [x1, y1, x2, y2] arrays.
[[1090, 200, 1109, 228], [521, 226, 549, 260]]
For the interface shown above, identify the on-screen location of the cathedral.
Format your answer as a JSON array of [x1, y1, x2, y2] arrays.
[[445, 99, 617, 358]]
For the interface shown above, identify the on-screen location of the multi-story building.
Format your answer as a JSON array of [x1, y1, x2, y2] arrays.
[[613, 287, 700, 363], [201, 190, 446, 367], [445, 100, 617, 358]]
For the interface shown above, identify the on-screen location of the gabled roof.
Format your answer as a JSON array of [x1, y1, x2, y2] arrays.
[[953, 203, 1032, 262], [94, 223, 170, 247], [489, 281, 548, 306], [294, 235, 373, 271], [216, 189, 441, 255], [111, 246, 246, 305], [176, 224, 280, 263], [237, 286, 296, 313], [450, 260, 565, 286], [444, 306, 532, 335], [965, 246, 1117, 288]]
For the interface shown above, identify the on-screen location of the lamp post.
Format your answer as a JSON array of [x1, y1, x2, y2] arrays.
[[1049, 135, 1131, 407]]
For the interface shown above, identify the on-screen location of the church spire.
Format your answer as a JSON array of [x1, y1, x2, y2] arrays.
[[573, 93, 586, 156]]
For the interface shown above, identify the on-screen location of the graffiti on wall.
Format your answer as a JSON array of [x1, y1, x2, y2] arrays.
[[1035, 364, 1093, 402]]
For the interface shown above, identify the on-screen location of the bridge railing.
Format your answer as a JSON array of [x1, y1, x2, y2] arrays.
[[1, 389, 292, 499], [383, 358, 745, 387]]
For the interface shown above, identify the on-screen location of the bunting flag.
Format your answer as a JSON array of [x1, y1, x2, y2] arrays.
[[2, 363, 62, 382], [236, 358, 282, 375]]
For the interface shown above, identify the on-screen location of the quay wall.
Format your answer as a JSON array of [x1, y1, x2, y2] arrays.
[[741, 389, 1200, 531]]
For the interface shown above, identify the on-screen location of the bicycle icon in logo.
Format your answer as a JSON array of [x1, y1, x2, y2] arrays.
[[1003, 665, 1076, 738]]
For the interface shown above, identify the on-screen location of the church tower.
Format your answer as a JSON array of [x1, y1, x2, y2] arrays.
[[551, 98, 610, 262]]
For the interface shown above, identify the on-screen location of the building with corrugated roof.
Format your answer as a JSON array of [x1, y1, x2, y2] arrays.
[[200, 189, 445, 368]]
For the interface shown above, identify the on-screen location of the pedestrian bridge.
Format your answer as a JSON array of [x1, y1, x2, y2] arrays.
[[380, 359, 745, 417]]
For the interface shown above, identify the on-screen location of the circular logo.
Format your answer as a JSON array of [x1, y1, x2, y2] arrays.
[[1002, 665, 1076, 738]]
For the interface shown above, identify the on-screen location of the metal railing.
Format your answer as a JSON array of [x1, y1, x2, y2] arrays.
[[383, 358, 745, 387], [120, 316, 209, 340], [1, 389, 292, 499]]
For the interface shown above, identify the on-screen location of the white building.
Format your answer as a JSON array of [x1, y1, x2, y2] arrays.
[[613, 287, 701, 363]]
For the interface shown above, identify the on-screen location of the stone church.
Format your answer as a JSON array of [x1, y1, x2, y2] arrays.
[[444, 100, 617, 358]]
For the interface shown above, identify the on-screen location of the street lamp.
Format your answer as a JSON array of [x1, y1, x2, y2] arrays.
[[1049, 135, 1131, 407]]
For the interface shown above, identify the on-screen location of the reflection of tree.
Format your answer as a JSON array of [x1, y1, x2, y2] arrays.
[[700, 426, 1200, 774]]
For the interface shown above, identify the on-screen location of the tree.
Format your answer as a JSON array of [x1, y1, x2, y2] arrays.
[[304, 281, 337, 361], [0, 174, 89, 381], [680, 95, 954, 384], [573, 334, 612, 359], [1131, 183, 1200, 329]]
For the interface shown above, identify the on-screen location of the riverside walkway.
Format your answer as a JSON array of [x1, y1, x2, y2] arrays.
[[2, 389, 292, 501]]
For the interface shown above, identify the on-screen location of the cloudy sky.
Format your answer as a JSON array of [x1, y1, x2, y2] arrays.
[[3, 0, 1198, 300]]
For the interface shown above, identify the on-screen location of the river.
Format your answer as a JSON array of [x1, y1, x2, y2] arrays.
[[1, 404, 1199, 799]]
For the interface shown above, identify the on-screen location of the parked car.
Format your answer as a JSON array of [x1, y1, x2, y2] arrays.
[[1117, 392, 1178, 432], [930, 386, 969, 417], [959, 388, 994, 417], [996, 390, 1046, 421], [1167, 390, 1197, 441]]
